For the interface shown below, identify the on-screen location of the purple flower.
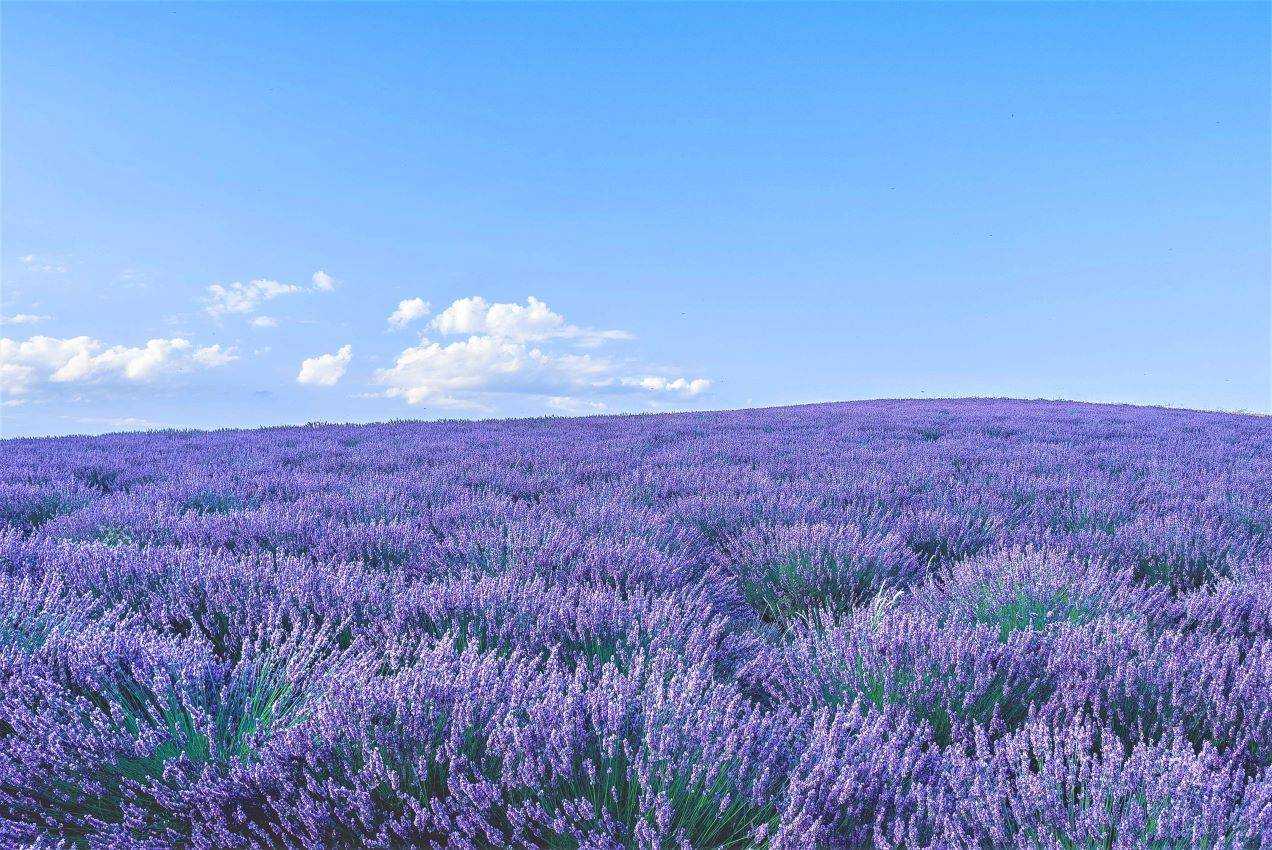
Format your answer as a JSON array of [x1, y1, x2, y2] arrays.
[[0, 399, 1268, 846]]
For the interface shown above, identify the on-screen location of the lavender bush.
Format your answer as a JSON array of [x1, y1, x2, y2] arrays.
[[1, 399, 1269, 848]]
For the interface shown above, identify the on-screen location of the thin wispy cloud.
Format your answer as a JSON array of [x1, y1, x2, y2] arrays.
[[0, 314, 51, 326], [116, 268, 150, 288], [547, 396, 608, 414], [19, 254, 69, 274], [204, 279, 303, 319], [70, 414, 165, 432], [203, 271, 337, 321]]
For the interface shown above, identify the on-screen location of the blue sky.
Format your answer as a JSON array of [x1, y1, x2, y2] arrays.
[[2, 3, 1268, 437]]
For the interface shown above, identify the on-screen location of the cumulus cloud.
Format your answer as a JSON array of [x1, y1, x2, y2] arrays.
[[375, 335, 608, 407], [251, 316, 279, 329], [297, 345, 352, 387], [374, 296, 707, 411], [0, 314, 51, 326], [430, 295, 632, 346], [1, 335, 235, 399], [311, 270, 337, 291], [621, 376, 712, 396], [191, 344, 239, 367], [388, 297, 431, 329]]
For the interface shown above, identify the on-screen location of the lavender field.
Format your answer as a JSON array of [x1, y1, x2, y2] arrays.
[[1, 399, 1269, 848]]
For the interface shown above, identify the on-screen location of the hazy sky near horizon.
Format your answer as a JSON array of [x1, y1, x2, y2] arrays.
[[2, 3, 1268, 437]]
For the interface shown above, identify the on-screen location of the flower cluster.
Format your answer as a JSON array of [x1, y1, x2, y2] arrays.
[[1, 399, 1269, 847]]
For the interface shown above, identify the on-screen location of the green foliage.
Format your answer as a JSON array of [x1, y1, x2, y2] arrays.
[[180, 491, 243, 515], [973, 588, 1096, 641], [1134, 553, 1232, 593], [96, 526, 135, 547], [527, 744, 776, 849], [741, 556, 885, 630], [12, 658, 308, 847]]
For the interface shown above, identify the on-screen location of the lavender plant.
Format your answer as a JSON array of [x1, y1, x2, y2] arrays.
[[1, 399, 1269, 847]]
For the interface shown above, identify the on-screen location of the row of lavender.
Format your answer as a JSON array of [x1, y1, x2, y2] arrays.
[[1, 399, 1269, 848]]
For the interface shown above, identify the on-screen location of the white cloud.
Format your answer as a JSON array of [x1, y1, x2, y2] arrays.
[[1, 334, 235, 399], [430, 295, 632, 346], [388, 297, 431, 329], [251, 316, 279, 329], [622, 376, 712, 396], [548, 396, 608, 414], [19, 254, 69, 274], [88, 339, 197, 381], [204, 272, 339, 321], [375, 295, 707, 410], [116, 268, 148, 288], [204, 279, 303, 318], [73, 415, 164, 432], [297, 344, 352, 387], [192, 344, 239, 367], [0, 314, 51, 325], [376, 336, 532, 406]]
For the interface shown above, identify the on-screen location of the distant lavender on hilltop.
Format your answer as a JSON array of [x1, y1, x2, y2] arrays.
[[1, 399, 1269, 848]]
